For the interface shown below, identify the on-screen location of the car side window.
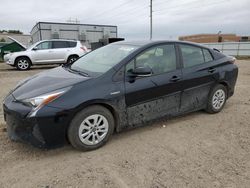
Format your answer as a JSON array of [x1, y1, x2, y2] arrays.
[[36, 41, 52, 50], [68, 41, 77, 48], [180, 44, 205, 68], [126, 44, 177, 75], [52, 41, 68, 49], [203, 49, 213, 62]]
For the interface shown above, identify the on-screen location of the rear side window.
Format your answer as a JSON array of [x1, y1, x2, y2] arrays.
[[68, 41, 77, 47], [52, 41, 68, 49], [203, 49, 213, 62], [180, 44, 204, 68]]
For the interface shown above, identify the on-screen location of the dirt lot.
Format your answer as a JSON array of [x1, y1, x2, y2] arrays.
[[0, 61, 250, 188]]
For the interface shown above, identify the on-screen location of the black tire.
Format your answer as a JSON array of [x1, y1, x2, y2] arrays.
[[67, 55, 79, 64], [15, 57, 31, 70], [68, 105, 115, 151], [206, 84, 227, 114]]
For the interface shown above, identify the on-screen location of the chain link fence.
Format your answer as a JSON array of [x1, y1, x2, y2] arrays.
[[202, 42, 250, 57]]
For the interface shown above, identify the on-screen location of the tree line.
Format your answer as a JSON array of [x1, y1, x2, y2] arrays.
[[0, 30, 23, 34]]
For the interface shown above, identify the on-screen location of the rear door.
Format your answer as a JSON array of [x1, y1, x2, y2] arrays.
[[125, 43, 182, 126], [178, 43, 219, 112], [51, 41, 70, 63]]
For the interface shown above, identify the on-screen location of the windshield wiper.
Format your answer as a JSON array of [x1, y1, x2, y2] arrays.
[[74, 70, 89, 77], [65, 66, 89, 77]]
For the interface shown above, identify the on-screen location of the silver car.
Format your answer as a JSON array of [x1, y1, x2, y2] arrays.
[[4, 39, 88, 70]]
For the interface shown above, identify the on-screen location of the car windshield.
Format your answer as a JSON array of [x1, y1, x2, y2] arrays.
[[26, 42, 40, 50], [70, 44, 139, 76]]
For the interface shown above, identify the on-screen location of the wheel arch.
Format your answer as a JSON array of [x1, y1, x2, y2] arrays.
[[69, 100, 121, 133], [14, 55, 32, 66], [218, 80, 230, 98], [67, 54, 79, 63]]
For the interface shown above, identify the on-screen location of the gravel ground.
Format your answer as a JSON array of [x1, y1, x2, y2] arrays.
[[0, 61, 250, 188]]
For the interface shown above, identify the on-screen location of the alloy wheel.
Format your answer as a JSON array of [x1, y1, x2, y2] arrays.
[[212, 89, 226, 110], [78, 114, 109, 145], [17, 59, 29, 70], [70, 57, 77, 63]]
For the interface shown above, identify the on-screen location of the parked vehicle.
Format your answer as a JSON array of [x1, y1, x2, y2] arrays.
[[4, 39, 88, 70], [3, 41, 238, 151]]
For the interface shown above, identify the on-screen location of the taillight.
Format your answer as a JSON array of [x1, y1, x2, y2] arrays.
[[80, 46, 88, 52]]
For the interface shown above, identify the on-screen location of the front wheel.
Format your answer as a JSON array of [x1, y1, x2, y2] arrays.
[[206, 84, 227, 114], [68, 105, 115, 151], [15, 57, 31, 70]]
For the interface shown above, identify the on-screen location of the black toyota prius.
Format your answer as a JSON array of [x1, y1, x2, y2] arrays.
[[3, 41, 238, 151]]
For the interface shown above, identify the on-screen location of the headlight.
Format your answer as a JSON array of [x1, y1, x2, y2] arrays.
[[22, 87, 71, 117]]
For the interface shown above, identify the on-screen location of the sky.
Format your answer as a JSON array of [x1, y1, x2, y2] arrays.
[[0, 0, 249, 40]]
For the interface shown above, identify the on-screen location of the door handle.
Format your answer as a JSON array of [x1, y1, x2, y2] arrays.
[[170, 75, 181, 82], [208, 68, 216, 73]]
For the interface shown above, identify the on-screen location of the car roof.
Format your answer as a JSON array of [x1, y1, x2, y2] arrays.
[[40, 39, 79, 42], [113, 40, 209, 49]]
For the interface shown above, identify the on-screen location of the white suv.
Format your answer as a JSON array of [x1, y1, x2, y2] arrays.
[[4, 39, 88, 70]]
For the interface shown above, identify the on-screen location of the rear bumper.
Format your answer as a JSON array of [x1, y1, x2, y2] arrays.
[[3, 94, 72, 149], [226, 64, 238, 98]]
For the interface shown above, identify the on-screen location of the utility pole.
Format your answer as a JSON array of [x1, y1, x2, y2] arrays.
[[150, 0, 152, 40]]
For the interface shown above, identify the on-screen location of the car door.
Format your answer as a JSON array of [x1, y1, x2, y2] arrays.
[[125, 43, 182, 126], [178, 43, 219, 112], [51, 41, 69, 63], [31, 41, 54, 64]]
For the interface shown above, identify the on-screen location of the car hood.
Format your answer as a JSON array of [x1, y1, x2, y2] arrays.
[[10, 50, 29, 57], [12, 66, 90, 100]]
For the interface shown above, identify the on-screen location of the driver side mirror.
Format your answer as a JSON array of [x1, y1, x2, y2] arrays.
[[128, 66, 153, 77], [32, 47, 38, 51]]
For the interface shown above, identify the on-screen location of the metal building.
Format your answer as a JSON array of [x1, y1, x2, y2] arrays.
[[31, 22, 118, 48]]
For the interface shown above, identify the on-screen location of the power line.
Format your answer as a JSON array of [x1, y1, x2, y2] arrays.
[[88, 4, 148, 24], [88, 0, 135, 22], [154, 0, 229, 14], [154, 0, 203, 13]]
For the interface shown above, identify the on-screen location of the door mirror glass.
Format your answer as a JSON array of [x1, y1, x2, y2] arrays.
[[32, 46, 38, 51]]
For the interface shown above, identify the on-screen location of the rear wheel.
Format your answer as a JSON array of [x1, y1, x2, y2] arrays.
[[68, 105, 115, 151], [67, 55, 79, 64], [206, 84, 227, 113], [15, 57, 31, 70]]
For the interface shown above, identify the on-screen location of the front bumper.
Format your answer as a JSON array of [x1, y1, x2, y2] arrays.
[[5, 59, 14, 65], [3, 94, 72, 149], [4, 55, 14, 65]]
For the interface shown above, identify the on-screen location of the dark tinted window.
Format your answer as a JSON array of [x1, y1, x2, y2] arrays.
[[36, 41, 52, 50], [68, 41, 77, 47], [180, 44, 204, 68], [52, 41, 68, 49], [203, 49, 213, 62], [126, 44, 177, 75]]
